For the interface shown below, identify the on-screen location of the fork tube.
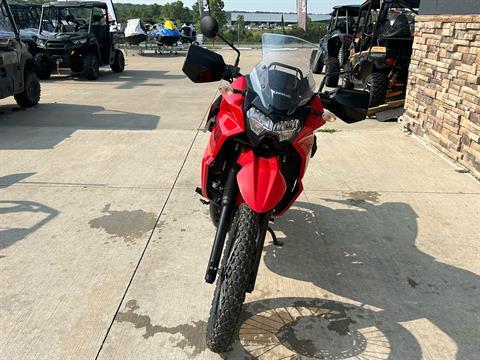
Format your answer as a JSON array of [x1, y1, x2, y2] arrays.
[[247, 216, 268, 293], [205, 167, 238, 284]]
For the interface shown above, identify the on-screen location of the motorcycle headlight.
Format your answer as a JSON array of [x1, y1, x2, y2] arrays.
[[72, 38, 87, 45], [247, 107, 301, 142]]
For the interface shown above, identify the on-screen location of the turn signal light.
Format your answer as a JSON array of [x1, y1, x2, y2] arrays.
[[323, 110, 337, 122], [220, 85, 234, 96]]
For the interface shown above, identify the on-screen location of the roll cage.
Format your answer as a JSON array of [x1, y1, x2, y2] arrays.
[[327, 5, 361, 35], [9, 4, 40, 29], [353, 0, 419, 50], [38, 1, 109, 34], [0, 0, 18, 36]]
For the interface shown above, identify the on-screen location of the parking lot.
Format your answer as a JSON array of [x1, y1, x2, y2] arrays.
[[1, 51, 480, 359]]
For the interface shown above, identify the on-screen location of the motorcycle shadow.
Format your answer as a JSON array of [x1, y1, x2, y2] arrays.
[[225, 297, 420, 359], [222, 199, 479, 359]]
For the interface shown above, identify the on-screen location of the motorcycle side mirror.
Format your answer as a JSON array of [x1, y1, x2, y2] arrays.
[[200, 16, 219, 39], [354, 59, 373, 80]]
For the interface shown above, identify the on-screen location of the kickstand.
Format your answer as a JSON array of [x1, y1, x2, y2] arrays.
[[267, 226, 283, 247]]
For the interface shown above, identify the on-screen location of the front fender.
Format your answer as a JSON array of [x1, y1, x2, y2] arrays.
[[236, 150, 286, 214]]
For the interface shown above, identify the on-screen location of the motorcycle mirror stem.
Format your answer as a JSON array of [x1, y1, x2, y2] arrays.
[[200, 15, 241, 68]]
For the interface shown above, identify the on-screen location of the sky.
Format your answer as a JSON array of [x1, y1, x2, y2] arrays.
[[117, 0, 365, 14]]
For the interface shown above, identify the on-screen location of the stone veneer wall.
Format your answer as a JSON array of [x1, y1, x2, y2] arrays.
[[401, 15, 480, 178]]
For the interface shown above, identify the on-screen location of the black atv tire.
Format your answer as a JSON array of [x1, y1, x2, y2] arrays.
[[15, 70, 41, 108], [83, 53, 100, 80], [110, 49, 125, 73], [206, 204, 259, 353], [325, 57, 340, 87], [33, 53, 51, 80], [310, 49, 323, 74], [365, 72, 388, 107]]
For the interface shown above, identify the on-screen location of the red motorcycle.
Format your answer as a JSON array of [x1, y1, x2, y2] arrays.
[[183, 16, 371, 352]]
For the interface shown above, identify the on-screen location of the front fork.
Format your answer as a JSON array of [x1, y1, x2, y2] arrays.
[[203, 155, 283, 288], [205, 167, 238, 284], [247, 216, 268, 292], [204, 181, 276, 296]]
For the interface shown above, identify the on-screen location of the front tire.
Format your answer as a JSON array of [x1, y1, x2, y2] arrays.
[[206, 204, 259, 353], [15, 70, 41, 107], [33, 53, 51, 80], [110, 49, 125, 73], [365, 71, 388, 107], [325, 57, 340, 87], [83, 53, 100, 80], [310, 49, 324, 74]]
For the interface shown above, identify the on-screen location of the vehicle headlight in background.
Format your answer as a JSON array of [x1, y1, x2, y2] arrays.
[[72, 38, 87, 45], [36, 39, 46, 47], [247, 107, 301, 142]]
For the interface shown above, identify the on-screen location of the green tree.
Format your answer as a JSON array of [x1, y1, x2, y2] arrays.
[[162, 1, 192, 22], [236, 15, 245, 31], [235, 15, 245, 43], [209, 0, 227, 29], [191, 2, 201, 29]]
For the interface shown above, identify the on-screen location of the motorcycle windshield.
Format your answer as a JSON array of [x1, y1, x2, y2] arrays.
[[250, 33, 316, 115]]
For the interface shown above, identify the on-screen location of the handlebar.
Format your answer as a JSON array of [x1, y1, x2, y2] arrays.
[[222, 64, 241, 82]]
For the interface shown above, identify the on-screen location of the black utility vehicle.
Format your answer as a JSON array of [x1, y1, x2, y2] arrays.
[[0, 0, 40, 107], [310, 5, 360, 87], [35, 1, 125, 80], [348, 0, 419, 107]]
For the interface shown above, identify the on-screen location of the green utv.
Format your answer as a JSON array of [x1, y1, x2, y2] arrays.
[[34, 1, 125, 80], [0, 0, 40, 107], [310, 5, 361, 87]]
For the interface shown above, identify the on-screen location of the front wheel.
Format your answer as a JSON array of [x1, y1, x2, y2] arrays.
[[15, 70, 41, 107], [365, 71, 388, 107], [325, 57, 340, 87], [33, 53, 51, 80], [110, 49, 125, 73], [310, 49, 324, 74], [83, 53, 100, 80], [206, 204, 260, 353]]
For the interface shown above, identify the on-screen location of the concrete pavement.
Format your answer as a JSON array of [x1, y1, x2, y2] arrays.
[[1, 50, 479, 360]]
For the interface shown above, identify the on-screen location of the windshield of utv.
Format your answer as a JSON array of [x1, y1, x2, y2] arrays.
[[250, 33, 316, 115], [0, 1, 15, 38], [11, 6, 37, 29], [40, 7, 91, 34]]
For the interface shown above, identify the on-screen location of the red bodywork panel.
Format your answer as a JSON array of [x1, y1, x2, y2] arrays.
[[236, 150, 287, 213], [201, 76, 326, 214], [201, 77, 247, 196], [276, 96, 325, 215]]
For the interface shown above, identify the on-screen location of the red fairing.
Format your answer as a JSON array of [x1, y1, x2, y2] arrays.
[[201, 77, 247, 196], [293, 95, 325, 180], [236, 149, 287, 213], [275, 96, 326, 215]]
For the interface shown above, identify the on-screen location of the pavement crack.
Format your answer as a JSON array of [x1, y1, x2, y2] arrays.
[[94, 119, 205, 359]]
